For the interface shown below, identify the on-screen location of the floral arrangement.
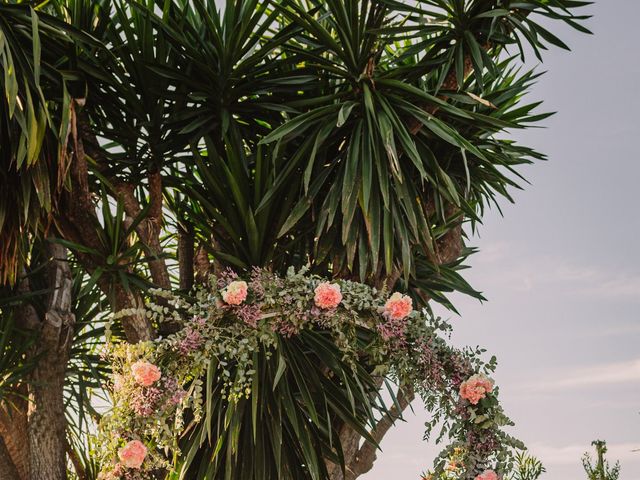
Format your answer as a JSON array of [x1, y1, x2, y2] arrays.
[[96, 267, 523, 480]]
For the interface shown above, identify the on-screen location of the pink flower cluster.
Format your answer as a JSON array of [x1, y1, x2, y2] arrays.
[[475, 469, 498, 480], [131, 361, 161, 387], [377, 316, 407, 341], [163, 376, 187, 406], [377, 292, 413, 340], [118, 440, 147, 469], [130, 386, 163, 417], [314, 282, 342, 309], [459, 373, 494, 405], [383, 292, 413, 320], [177, 326, 203, 354], [222, 280, 248, 305], [237, 303, 262, 328]]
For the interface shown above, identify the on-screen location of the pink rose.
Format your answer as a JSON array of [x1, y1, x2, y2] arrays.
[[222, 280, 248, 305], [459, 373, 494, 405], [118, 440, 147, 469], [131, 361, 161, 387], [314, 282, 342, 309], [475, 470, 498, 480], [383, 292, 413, 320]]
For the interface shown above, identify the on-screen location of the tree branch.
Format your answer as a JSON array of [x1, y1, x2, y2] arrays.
[[178, 224, 194, 291], [111, 177, 171, 290], [26, 242, 75, 480], [345, 387, 416, 480], [56, 100, 154, 343]]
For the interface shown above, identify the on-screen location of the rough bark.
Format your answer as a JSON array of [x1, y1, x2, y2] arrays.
[[0, 393, 29, 480], [178, 225, 195, 291], [27, 243, 75, 480], [0, 435, 20, 480], [111, 173, 171, 290], [194, 245, 213, 285]]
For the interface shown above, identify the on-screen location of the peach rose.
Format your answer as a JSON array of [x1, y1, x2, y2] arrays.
[[383, 292, 413, 320], [131, 361, 161, 387], [459, 373, 494, 405], [118, 440, 147, 469], [314, 282, 342, 309], [222, 280, 248, 305], [475, 470, 498, 480]]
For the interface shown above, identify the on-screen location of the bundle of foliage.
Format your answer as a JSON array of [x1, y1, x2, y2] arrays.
[[0, 0, 591, 479], [421, 449, 545, 480], [583, 440, 621, 480], [98, 268, 517, 479]]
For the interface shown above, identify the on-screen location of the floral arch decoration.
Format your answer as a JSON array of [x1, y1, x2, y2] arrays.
[[96, 268, 524, 480]]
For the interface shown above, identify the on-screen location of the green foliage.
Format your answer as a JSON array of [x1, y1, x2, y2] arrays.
[[0, 3, 99, 285], [98, 269, 519, 480], [508, 451, 546, 480], [422, 450, 545, 480], [583, 440, 621, 480]]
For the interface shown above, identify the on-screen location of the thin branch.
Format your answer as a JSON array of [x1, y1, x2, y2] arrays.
[[111, 178, 171, 290], [345, 387, 416, 480], [178, 224, 194, 291], [66, 439, 86, 480]]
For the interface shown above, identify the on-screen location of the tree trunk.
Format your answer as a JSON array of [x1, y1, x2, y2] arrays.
[[0, 387, 29, 479], [15, 243, 75, 480], [0, 435, 20, 480]]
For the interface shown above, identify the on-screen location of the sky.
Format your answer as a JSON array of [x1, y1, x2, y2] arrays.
[[209, 1, 638, 478], [364, 2, 640, 479]]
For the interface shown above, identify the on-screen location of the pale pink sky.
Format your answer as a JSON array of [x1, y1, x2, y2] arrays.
[[365, 2, 640, 479]]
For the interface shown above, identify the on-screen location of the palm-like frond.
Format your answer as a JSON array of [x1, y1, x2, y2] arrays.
[[178, 329, 386, 480], [0, 2, 103, 285]]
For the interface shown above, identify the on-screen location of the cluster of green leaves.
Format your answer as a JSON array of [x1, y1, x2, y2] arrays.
[[421, 450, 545, 480], [509, 451, 546, 480], [583, 440, 621, 480], [0, 2, 100, 284], [1, 0, 592, 301]]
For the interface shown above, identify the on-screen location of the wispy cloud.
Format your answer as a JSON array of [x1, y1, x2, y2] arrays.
[[471, 243, 640, 301], [520, 358, 640, 392], [528, 441, 640, 466], [590, 323, 640, 337]]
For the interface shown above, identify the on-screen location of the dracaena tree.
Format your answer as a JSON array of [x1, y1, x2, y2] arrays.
[[0, 1, 590, 479]]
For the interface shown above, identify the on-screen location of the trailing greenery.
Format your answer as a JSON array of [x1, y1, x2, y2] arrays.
[[583, 440, 621, 480], [98, 268, 517, 479]]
